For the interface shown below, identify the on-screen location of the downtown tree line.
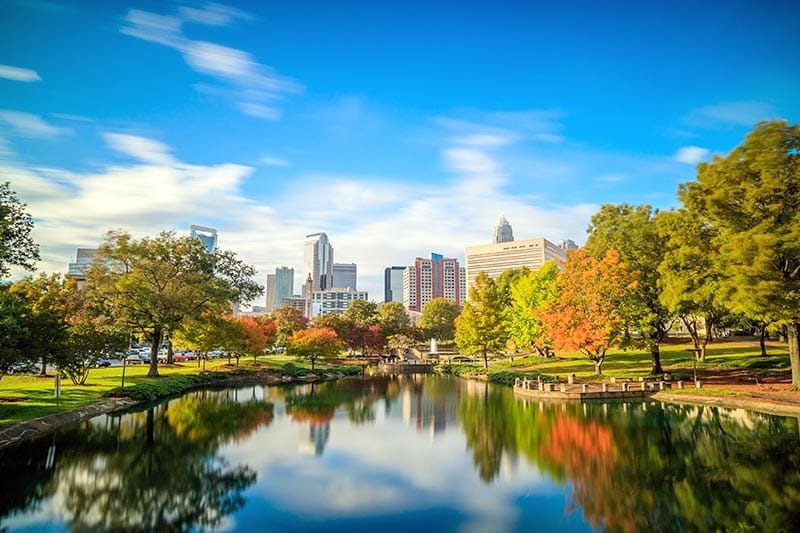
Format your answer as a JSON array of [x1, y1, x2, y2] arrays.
[[1, 120, 798, 387]]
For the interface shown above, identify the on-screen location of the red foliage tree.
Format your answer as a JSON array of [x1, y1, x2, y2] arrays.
[[541, 249, 636, 374], [287, 327, 343, 370]]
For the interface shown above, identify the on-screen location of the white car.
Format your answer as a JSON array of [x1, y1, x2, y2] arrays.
[[125, 354, 143, 365]]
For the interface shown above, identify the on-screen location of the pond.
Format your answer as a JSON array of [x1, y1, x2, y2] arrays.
[[1, 374, 799, 532]]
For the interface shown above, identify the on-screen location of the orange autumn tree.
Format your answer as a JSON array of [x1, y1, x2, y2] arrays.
[[542, 249, 636, 374], [287, 327, 343, 370], [238, 315, 277, 365]]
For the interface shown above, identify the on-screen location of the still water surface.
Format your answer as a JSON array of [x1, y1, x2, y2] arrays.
[[1, 374, 799, 532]]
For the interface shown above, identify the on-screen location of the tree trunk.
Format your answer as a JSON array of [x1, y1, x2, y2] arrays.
[[650, 343, 663, 375], [147, 328, 161, 377], [483, 351, 488, 369], [759, 324, 768, 357], [681, 315, 701, 354], [701, 314, 715, 362], [166, 335, 174, 365], [594, 359, 603, 375], [39, 354, 48, 376], [788, 322, 800, 390]]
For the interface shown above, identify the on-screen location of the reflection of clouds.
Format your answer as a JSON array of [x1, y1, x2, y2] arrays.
[[222, 396, 553, 532]]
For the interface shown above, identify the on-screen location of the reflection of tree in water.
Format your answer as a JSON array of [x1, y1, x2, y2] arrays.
[[0, 389, 274, 531], [286, 376, 400, 427], [457, 385, 800, 531], [459, 383, 518, 482]]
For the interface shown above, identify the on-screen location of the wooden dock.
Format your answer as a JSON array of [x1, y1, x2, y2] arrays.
[[378, 362, 435, 374], [512, 377, 692, 402]]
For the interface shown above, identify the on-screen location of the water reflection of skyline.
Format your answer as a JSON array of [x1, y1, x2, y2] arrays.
[[2, 376, 799, 532]]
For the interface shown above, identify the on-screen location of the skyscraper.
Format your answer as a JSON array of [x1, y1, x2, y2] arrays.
[[266, 266, 294, 312], [402, 253, 464, 312], [558, 239, 579, 252], [332, 263, 357, 289], [190, 225, 218, 252], [493, 214, 514, 243], [465, 237, 567, 289], [384, 266, 405, 303], [66, 248, 98, 288], [303, 232, 334, 291]]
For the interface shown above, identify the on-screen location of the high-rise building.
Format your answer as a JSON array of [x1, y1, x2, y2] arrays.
[[304, 232, 334, 291], [265, 266, 295, 312], [302, 274, 314, 318], [384, 266, 405, 303], [66, 248, 98, 288], [311, 288, 369, 316], [493, 214, 514, 243], [190, 225, 218, 252], [465, 237, 567, 289], [332, 263, 357, 290], [402, 253, 464, 312], [266, 274, 276, 312], [558, 239, 579, 252]]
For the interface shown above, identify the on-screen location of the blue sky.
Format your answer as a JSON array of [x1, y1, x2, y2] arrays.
[[1, 0, 798, 303]]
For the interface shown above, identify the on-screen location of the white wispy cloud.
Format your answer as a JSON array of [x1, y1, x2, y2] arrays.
[[4, 129, 594, 301], [259, 154, 291, 167], [674, 145, 710, 164], [0, 110, 71, 138], [449, 133, 514, 148], [443, 147, 501, 175], [120, 5, 302, 119], [685, 101, 776, 128], [103, 132, 176, 165], [178, 2, 253, 26], [0, 64, 41, 82], [120, 9, 183, 47], [237, 102, 281, 120]]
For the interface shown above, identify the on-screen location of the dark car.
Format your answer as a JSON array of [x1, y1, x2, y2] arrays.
[[95, 358, 112, 368]]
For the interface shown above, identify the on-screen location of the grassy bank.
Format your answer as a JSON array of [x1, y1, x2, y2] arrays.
[[0, 356, 361, 429], [488, 338, 790, 381]]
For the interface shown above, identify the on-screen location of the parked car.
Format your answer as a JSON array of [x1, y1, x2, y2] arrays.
[[173, 353, 188, 362], [125, 354, 143, 365], [9, 361, 39, 374], [95, 357, 112, 368]]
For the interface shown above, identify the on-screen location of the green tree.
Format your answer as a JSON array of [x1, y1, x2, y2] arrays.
[[585, 204, 671, 375], [420, 297, 460, 341], [656, 209, 727, 361], [455, 272, 507, 368], [505, 261, 560, 356], [343, 299, 378, 326], [0, 286, 30, 379], [10, 273, 69, 376], [679, 120, 800, 387], [287, 327, 343, 370], [0, 182, 40, 277], [89, 230, 262, 377], [271, 305, 307, 347], [60, 278, 127, 384], [496, 267, 530, 307], [313, 313, 353, 341], [378, 301, 410, 338]]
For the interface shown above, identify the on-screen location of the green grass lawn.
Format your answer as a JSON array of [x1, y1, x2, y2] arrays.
[[2, 339, 791, 429], [0, 354, 322, 429], [490, 338, 790, 381]]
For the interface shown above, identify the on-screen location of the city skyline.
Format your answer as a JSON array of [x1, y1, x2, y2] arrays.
[[1, 1, 798, 302]]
